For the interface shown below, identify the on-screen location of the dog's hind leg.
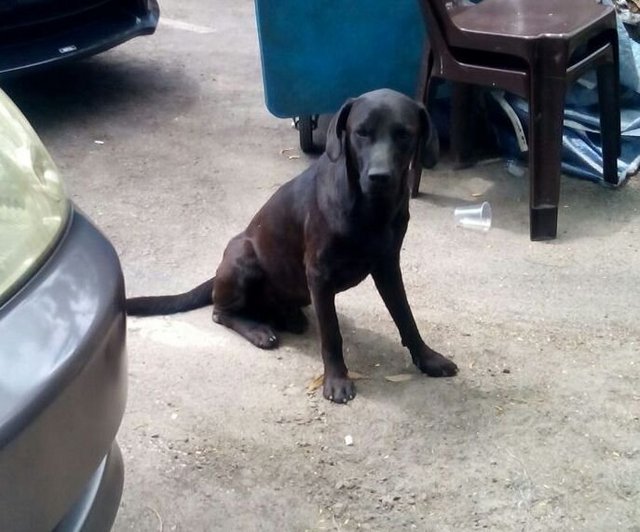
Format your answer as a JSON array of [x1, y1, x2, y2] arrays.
[[212, 236, 279, 349], [212, 310, 278, 349]]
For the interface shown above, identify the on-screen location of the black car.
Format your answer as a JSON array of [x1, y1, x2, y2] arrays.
[[0, 0, 160, 78]]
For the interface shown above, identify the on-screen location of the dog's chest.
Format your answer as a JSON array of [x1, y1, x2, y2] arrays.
[[321, 231, 394, 292], [329, 258, 372, 292]]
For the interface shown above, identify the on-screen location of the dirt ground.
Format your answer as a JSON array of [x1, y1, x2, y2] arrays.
[[4, 0, 640, 530]]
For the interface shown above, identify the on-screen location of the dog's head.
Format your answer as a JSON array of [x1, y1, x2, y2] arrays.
[[326, 89, 437, 198]]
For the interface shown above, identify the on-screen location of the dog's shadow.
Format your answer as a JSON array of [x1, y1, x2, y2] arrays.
[[280, 308, 542, 438], [281, 309, 471, 404], [284, 311, 413, 369]]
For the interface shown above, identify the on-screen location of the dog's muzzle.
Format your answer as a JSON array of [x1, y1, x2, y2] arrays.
[[368, 172, 392, 187]]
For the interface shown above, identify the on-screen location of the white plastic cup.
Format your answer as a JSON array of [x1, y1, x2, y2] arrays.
[[454, 201, 492, 232]]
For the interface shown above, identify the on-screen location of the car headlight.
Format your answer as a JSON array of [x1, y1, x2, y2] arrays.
[[0, 89, 70, 304]]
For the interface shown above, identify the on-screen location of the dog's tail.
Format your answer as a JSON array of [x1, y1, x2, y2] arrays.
[[126, 277, 215, 316]]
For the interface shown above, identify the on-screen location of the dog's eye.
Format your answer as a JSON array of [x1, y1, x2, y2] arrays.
[[394, 129, 412, 141], [356, 128, 372, 138]]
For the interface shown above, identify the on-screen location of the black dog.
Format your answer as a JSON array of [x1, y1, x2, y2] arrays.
[[127, 89, 458, 403]]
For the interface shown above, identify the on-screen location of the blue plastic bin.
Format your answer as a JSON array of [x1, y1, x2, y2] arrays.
[[253, 1, 426, 121]]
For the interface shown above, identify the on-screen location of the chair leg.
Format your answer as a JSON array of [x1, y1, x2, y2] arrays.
[[450, 82, 474, 168], [597, 45, 620, 185], [528, 74, 566, 240], [412, 40, 434, 198]]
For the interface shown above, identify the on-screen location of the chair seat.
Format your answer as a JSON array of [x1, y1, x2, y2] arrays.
[[448, 0, 615, 57]]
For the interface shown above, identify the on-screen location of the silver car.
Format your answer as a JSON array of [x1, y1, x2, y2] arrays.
[[0, 89, 127, 530]]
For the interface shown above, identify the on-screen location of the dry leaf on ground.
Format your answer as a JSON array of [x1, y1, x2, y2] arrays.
[[306, 371, 370, 392], [348, 371, 369, 380], [306, 374, 324, 392], [384, 373, 415, 383]]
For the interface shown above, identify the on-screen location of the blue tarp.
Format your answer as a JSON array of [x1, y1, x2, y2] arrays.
[[487, 88, 640, 186]]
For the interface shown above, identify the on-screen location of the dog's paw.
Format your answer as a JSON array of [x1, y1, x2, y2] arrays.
[[414, 349, 458, 377], [248, 325, 279, 349], [323, 375, 356, 404]]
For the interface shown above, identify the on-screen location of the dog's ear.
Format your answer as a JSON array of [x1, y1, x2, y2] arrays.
[[326, 98, 354, 162], [419, 104, 440, 169]]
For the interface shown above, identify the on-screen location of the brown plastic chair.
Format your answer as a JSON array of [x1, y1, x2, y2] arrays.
[[412, 0, 620, 240]]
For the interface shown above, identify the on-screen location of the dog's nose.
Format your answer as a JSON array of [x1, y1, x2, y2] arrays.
[[368, 172, 391, 185]]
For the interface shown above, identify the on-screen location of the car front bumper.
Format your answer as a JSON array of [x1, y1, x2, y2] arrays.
[[0, 0, 160, 78], [54, 441, 124, 532], [0, 207, 127, 531]]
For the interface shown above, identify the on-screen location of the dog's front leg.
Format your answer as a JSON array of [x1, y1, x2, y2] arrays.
[[372, 259, 458, 377], [307, 274, 356, 403]]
